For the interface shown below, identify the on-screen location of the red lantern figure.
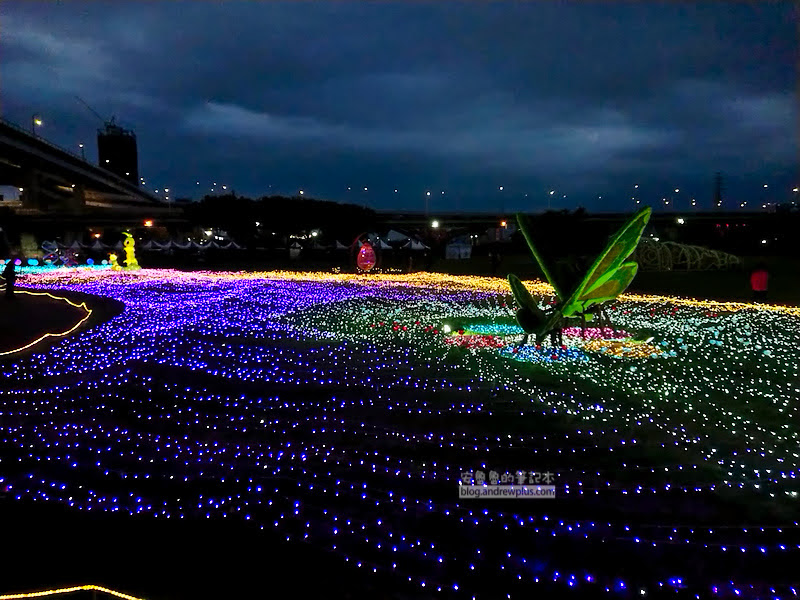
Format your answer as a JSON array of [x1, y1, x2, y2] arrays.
[[357, 242, 377, 271]]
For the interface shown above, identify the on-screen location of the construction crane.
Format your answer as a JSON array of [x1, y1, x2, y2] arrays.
[[75, 96, 117, 128]]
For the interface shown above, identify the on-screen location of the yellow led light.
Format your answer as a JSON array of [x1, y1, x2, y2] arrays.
[[0, 585, 146, 600], [582, 339, 661, 359], [0, 290, 92, 356]]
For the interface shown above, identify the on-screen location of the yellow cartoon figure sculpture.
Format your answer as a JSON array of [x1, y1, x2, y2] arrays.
[[109, 252, 122, 271], [122, 232, 140, 270]]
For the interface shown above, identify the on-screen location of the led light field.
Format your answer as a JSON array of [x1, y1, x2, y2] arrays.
[[2, 269, 799, 599]]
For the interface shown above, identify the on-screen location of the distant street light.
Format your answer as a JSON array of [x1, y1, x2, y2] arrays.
[[31, 115, 43, 134], [431, 220, 440, 229], [78, 143, 85, 159], [425, 191, 431, 216]]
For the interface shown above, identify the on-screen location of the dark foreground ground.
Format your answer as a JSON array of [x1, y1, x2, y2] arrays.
[[0, 498, 382, 600], [0, 288, 123, 357], [0, 291, 86, 353]]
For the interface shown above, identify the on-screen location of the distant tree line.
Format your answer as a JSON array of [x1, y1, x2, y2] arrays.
[[182, 194, 378, 246]]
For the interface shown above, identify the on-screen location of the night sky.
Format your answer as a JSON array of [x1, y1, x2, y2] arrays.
[[1, 2, 797, 212]]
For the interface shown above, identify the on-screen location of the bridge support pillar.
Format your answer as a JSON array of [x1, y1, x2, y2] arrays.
[[67, 184, 87, 212], [20, 169, 42, 210]]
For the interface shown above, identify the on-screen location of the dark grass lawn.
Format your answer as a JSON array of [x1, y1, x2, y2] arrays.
[[0, 290, 88, 353]]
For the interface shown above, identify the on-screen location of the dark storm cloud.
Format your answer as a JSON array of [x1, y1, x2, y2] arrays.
[[1, 1, 796, 211]]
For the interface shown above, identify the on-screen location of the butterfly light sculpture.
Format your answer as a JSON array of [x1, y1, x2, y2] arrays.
[[508, 206, 651, 345]]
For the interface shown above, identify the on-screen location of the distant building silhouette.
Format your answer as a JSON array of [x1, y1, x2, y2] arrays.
[[98, 120, 139, 186]]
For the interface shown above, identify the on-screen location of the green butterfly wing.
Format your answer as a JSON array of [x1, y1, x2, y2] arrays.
[[508, 273, 549, 335], [560, 206, 651, 316], [507, 273, 537, 311], [515, 212, 564, 301], [575, 261, 638, 310]]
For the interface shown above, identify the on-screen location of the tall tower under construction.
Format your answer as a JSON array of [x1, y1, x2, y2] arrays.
[[97, 121, 139, 186]]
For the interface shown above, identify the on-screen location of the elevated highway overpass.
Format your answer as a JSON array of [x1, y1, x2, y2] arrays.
[[0, 117, 175, 227]]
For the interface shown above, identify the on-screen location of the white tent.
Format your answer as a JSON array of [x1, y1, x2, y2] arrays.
[[335, 240, 349, 250], [68, 240, 84, 250], [229, 241, 244, 250], [172, 240, 191, 250], [376, 239, 392, 250], [113, 240, 124, 250], [90, 240, 107, 251], [140, 240, 155, 251], [404, 239, 429, 251], [156, 241, 174, 250], [386, 230, 410, 243]]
